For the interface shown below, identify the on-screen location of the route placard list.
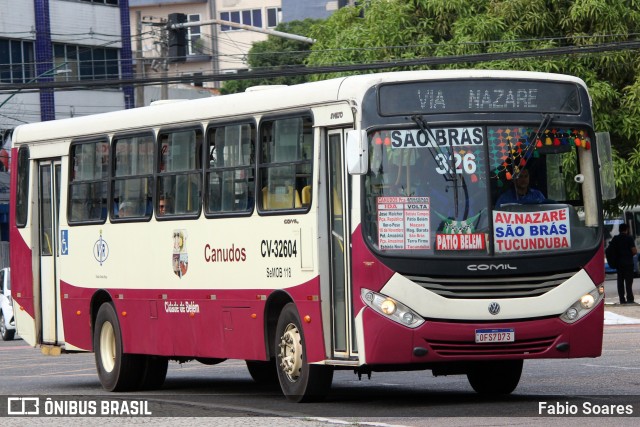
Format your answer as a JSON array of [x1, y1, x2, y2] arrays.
[[377, 196, 430, 250]]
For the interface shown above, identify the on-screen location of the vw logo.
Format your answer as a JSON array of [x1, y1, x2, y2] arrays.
[[488, 302, 501, 315]]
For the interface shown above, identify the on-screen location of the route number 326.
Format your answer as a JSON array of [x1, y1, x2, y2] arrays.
[[435, 152, 477, 175]]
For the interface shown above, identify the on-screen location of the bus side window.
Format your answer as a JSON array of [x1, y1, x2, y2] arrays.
[[157, 128, 203, 217], [69, 140, 109, 223], [205, 122, 255, 215], [258, 115, 313, 212], [111, 134, 154, 221]]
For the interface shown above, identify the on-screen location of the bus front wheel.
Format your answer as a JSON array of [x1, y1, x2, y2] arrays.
[[467, 359, 523, 394], [275, 303, 333, 402], [94, 302, 143, 391]]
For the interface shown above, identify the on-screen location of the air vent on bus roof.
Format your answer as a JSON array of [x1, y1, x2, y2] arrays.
[[150, 100, 188, 106], [245, 85, 288, 92]]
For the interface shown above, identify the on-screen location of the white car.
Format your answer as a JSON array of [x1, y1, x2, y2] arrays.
[[0, 267, 15, 341]]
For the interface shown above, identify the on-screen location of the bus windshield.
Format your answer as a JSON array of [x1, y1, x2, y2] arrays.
[[363, 124, 598, 257]]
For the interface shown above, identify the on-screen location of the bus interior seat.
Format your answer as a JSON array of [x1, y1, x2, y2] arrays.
[[301, 185, 311, 206], [262, 185, 301, 210], [333, 188, 342, 216]]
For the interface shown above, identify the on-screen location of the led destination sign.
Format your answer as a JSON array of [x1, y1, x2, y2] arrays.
[[379, 80, 580, 115]]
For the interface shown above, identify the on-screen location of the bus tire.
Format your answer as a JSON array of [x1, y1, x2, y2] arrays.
[[246, 359, 278, 384], [467, 360, 523, 395], [275, 303, 333, 402], [0, 313, 14, 341], [94, 302, 143, 391], [138, 356, 169, 390]]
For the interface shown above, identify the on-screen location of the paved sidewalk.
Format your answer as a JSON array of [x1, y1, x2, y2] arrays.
[[604, 304, 640, 325], [603, 275, 640, 324]]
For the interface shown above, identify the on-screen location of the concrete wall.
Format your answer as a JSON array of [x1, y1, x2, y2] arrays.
[[50, 1, 122, 47]]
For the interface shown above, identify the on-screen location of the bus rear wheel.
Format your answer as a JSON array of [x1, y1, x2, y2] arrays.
[[246, 359, 278, 384], [138, 356, 169, 390], [275, 303, 333, 402], [467, 360, 523, 395], [94, 302, 143, 391]]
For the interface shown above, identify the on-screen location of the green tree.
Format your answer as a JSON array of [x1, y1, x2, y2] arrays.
[[306, 0, 640, 208], [221, 19, 321, 94]]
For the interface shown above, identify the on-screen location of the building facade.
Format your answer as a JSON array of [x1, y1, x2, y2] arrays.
[[129, 0, 282, 96], [0, 0, 134, 129], [0, 0, 135, 252], [281, 0, 351, 22]]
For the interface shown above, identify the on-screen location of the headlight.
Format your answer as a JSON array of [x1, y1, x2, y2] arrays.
[[560, 286, 603, 324], [361, 288, 425, 328], [380, 299, 396, 315]]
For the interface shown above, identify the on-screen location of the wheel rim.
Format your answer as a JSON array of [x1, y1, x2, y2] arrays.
[[278, 322, 303, 382], [0, 314, 5, 336], [99, 321, 116, 373]]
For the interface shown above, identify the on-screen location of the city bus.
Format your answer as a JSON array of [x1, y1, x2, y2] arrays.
[[10, 70, 611, 401]]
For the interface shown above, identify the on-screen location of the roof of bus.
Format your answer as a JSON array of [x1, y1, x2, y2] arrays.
[[12, 69, 588, 146]]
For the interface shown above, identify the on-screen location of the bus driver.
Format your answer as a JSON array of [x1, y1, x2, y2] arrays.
[[495, 168, 546, 208]]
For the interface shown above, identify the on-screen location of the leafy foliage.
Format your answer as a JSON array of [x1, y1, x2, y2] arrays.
[[223, 1, 640, 206], [306, 0, 640, 207], [220, 19, 321, 94]]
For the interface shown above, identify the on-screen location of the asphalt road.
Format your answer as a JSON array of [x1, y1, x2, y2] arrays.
[[0, 276, 637, 426], [0, 322, 638, 426]]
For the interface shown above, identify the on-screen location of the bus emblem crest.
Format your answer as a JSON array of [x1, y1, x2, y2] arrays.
[[172, 229, 188, 278], [488, 302, 500, 315], [93, 230, 109, 266]]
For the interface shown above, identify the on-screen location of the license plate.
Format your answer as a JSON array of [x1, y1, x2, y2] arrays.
[[475, 328, 514, 343]]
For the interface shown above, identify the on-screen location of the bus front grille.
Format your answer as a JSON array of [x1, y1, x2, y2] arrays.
[[405, 271, 576, 299], [425, 336, 557, 357]]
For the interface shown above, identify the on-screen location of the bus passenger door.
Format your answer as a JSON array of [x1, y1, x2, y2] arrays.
[[327, 130, 356, 358], [38, 160, 62, 345]]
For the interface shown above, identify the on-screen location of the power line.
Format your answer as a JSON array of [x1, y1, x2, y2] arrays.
[[1, 39, 639, 94]]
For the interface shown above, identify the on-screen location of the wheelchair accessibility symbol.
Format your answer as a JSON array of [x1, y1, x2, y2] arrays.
[[60, 230, 69, 255]]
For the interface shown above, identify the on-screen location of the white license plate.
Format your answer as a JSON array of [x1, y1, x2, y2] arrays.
[[475, 328, 515, 343]]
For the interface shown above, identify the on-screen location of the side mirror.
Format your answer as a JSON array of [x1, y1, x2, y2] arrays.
[[596, 132, 615, 201], [346, 130, 368, 175]]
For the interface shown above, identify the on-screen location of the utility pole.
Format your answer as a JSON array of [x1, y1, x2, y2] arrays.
[[160, 27, 169, 101], [135, 11, 145, 107], [209, 0, 220, 88]]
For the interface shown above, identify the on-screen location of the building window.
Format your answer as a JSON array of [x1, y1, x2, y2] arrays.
[[188, 14, 203, 55], [0, 38, 35, 83], [157, 128, 203, 217], [80, 0, 119, 4], [54, 43, 119, 81], [205, 122, 255, 215], [112, 134, 154, 220], [69, 139, 109, 223], [259, 116, 313, 212], [266, 7, 282, 28], [220, 8, 262, 32]]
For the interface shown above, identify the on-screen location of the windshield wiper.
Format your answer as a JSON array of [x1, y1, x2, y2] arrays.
[[513, 113, 553, 180], [411, 115, 464, 215], [410, 115, 455, 182]]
